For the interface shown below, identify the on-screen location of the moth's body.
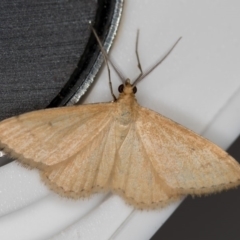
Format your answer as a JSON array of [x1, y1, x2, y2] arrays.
[[115, 80, 138, 147], [0, 79, 240, 209]]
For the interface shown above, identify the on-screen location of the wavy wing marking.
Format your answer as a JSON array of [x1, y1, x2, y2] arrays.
[[0, 103, 115, 168], [41, 119, 116, 198], [136, 106, 240, 195]]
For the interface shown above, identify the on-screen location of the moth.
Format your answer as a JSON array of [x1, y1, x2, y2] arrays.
[[0, 28, 239, 209]]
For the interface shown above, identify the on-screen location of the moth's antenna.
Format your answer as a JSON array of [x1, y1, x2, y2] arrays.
[[135, 29, 143, 80], [90, 24, 116, 101], [107, 55, 126, 83], [89, 24, 126, 84], [133, 37, 182, 85]]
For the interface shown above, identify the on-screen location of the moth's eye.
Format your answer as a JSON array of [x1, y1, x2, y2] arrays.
[[118, 84, 124, 93], [133, 86, 137, 94]]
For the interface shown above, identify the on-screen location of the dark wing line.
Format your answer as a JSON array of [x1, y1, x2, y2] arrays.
[[137, 107, 240, 195], [0, 103, 116, 169], [46, 111, 114, 166]]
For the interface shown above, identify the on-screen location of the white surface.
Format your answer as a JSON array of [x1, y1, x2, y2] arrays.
[[1, 0, 240, 239]]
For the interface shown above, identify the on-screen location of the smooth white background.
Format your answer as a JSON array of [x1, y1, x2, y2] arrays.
[[0, 1, 240, 239]]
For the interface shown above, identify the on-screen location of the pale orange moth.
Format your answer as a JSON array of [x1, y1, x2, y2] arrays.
[[0, 28, 239, 209]]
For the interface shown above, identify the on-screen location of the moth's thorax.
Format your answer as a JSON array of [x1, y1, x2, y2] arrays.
[[115, 96, 138, 126], [114, 97, 138, 149], [115, 79, 138, 126]]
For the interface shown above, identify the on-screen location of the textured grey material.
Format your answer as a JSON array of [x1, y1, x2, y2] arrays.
[[0, 0, 97, 120]]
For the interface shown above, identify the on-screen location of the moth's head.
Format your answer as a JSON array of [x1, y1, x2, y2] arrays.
[[118, 79, 137, 95]]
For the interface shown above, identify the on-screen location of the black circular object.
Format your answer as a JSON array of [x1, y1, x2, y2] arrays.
[[0, 0, 123, 121]]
